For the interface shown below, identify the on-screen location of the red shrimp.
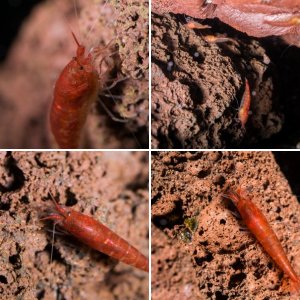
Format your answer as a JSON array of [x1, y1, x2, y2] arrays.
[[223, 187, 300, 292], [41, 197, 149, 272], [50, 32, 100, 149], [238, 79, 251, 128]]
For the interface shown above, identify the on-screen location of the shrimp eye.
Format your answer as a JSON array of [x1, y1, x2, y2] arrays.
[[79, 65, 84, 70]]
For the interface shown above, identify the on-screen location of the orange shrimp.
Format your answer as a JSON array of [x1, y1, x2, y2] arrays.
[[238, 79, 251, 128], [185, 21, 211, 30], [203, 35, 236, 43], [41, 196, 149, 272], [50, 32, 99, 149], [223, 187, 300, 292]]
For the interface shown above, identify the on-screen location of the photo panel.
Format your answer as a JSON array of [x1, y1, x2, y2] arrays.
[[151, 151, 300, 299], [0, 151, 149, 299], [0, 0, 149, 149], [151, 1, 300, 149]]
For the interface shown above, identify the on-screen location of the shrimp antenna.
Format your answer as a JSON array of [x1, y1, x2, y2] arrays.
[[48, 191, 59, 206], [72, 0, 82, 42], [71, 31, 81, 48], [50, 222, 56, 263], [73, 0, 79, 25], [220, 193, 231, 200], [48, 192, 66, 216], [83, 0, 121, 49]]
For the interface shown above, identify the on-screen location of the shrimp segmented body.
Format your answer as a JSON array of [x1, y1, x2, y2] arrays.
[[50, 32, 99, 149], [223, 187, 300, 291], [42, 197, 148, 272]]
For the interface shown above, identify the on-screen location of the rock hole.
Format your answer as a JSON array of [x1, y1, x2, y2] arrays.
[[14, 286, 25, 296], [56, 287, 67, 300], [216, 271, 225, 276], [65, 188, 78, 206], [152, 200, 184, 229], [151, 192, 162, 204], [194, 252, 213, 266], [9, 254, 21, 269], [198, 169, 211, 178], [36, 289, 45, 300], [20, 195, 29, 204], [131, 204, 137, 215], [219, 219, 226, 225], [34, 154, 48, 168], [200, 241, 208, 246], [26, 212, 31, 223], [254, 268, 263, 279], [231, 258, 244, 270], [207, 292, 213, 298], [189, 46, 204, 63], [213, 175, 226, 186], [0, 200, 10, 211], [204, 107, 211, 118], [132, 13, 139, 22], [228, 273, 246, 289], [263, 180, 269, 190], [137, 53, 143, 65], [0, 152, 25, 192], [0, 275, 7, 284], [215, 291, 229, 300], [183, 81, 205, 105], [267, 262, 273, 270], [90, 206, 98, 215]]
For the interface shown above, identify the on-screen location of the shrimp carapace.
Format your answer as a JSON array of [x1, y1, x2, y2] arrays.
[[50, 32, 99, 149], [41, 197, 149, 272], [223, 187, 300, 292]]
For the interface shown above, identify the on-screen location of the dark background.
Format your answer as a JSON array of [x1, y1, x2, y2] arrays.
[[274, 151, 300, 202], [255, 39, 300, 149], [0, 0, 45, 62]]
